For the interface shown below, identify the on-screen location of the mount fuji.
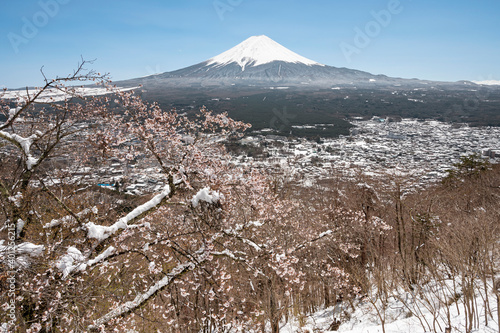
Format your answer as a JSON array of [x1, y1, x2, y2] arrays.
[[122, 35, 434, 88], [116, 36, 500, 135]]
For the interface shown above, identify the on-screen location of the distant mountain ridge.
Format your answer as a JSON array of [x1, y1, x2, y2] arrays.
[[121, 35, 465, 89]]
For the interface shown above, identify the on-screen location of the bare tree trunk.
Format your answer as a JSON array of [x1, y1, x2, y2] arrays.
[[269, 279, 280, 333], [482, 274, 489, 326], [324, 283, 330, 308], [497, 294, 500, 333], [495, 278, 500, 333]]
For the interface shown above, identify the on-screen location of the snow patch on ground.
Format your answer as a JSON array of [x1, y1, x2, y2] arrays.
[[281, 278, 499, 333], [473, 80, 500, 86], [1, 86, 138, 103]]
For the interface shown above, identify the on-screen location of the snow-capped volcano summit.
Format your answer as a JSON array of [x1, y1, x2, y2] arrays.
[[206, 35, 323, 70]]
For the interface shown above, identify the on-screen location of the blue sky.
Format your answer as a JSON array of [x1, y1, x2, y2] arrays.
[[0, 0, 499, 88]]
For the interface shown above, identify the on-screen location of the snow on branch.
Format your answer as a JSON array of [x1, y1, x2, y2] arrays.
[[55, 187, 171, 278], [88, 218, 253, 329], [0, 241, 45, 268], [223, 226, 263, 252], [294, 229, 333, 252], [221, 220, 269, 252], [43, 207, 97, 229], [0, 241, 45, 257], [0, 130, 42, 170], [0, 106, 23, 131], [88, 251, 202, 330], [191, 187, 222, 208], [8, 107, 21, 121], [211, 249, 246, 261], [56, 246, 116, 278], [85, 185, 170, 241]]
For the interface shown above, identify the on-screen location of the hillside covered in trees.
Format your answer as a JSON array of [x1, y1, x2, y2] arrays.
[[1, 66, 499, 332]]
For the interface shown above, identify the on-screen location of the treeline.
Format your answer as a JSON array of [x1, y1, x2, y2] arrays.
[[287, 154, 500, 333], [146, 86, 500, 137]]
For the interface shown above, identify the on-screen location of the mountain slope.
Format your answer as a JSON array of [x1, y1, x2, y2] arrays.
[[121, 35, 436, 88]]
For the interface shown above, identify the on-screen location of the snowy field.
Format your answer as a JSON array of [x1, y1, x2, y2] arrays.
[[281, 278, 499, 333], [1, 86, 137, 103]]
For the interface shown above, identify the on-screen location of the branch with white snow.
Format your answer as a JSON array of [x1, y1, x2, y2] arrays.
[[85, 185, 171, 241], [43, 207, 97, 229], [191, 187, 222, 208], [294, 230, 333, 252], [0, 241, 45, 268], [0, 130, 41, 170], [88, 248, 204, 330], [55, 246, 116, 278], [52, 186, 171, 278]]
